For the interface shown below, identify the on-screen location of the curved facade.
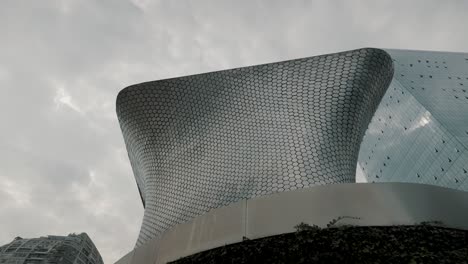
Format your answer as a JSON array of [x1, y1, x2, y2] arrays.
[[358, 49, 468, 189], [117, 48, 394, 246]]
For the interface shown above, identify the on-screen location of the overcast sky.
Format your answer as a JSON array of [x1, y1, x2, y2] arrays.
[[1, 0, 468, 263]]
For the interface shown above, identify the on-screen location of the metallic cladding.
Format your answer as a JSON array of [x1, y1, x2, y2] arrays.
[[116, 48, 394, 247]]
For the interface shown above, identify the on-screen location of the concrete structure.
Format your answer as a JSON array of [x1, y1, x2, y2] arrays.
[[115, 48, 468, 263], [115, 183, 468, 264], [0, 233, 103, 264]]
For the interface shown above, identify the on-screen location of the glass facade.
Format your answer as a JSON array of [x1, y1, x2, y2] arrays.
[[0, 233, 103, 264], [358, 49, 468, 190]]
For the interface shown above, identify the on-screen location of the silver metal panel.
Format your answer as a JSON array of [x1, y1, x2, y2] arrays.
[[246, 183, 468, 240], [116, 48, 393, 246], [155, 201, 245, 264]]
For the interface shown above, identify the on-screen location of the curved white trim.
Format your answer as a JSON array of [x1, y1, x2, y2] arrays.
[[115, 183, 468, 264]]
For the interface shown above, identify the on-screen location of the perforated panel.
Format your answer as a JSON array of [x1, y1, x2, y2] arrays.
[[117, 48, 394, 247]]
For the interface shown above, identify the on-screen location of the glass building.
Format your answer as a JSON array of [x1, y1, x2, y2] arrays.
[[0, 233, 103, 264], [358, 49, 468, 190]]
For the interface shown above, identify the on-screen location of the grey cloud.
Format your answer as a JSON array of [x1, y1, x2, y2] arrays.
[[1, 0, 468, 263]]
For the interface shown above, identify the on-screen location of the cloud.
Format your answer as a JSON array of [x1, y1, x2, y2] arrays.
[[0, 0, 467, 263]]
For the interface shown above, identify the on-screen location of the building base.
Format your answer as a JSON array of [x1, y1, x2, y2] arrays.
[[115, 183, 468, 264]]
